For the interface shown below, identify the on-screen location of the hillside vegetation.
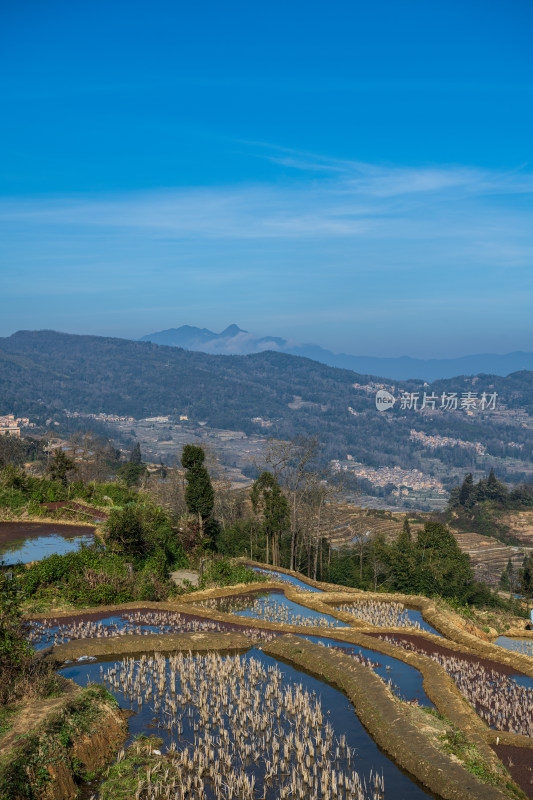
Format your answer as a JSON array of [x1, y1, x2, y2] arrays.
[[1, 330, 533, 481]]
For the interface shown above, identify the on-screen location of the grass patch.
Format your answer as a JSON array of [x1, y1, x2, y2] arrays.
[[0, 706, 19, 738], [440, 729, 508, 788], [99, 735, 164, 800], [410, 707, 524, 797]]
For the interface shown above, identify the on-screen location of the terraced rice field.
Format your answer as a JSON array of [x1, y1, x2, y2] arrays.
[[0, 521, 94, 564], [28, 609, 276, 650], [377, 633, 533, 737], [199, 591, 347, 628], [251, 567, 323, 592], [495, 636, 533, 658], [451, 531, 526, 585], [298, 635, 432, 708], [23, 566, 533, 799], [335, 601, 440, 636], [63, 649, 433, 800]]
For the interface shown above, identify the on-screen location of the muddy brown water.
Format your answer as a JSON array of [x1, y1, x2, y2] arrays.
[[492, 744, 533, 798]]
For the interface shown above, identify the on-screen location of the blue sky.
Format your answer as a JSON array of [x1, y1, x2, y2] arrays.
[[1, 0, 532, 357]]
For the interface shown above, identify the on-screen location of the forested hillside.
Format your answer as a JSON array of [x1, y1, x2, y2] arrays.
[[1, 330, 532, 480]]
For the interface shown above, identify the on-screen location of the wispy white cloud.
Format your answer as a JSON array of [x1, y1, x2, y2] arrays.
[[1, 151, 531, 248], [1, 148, 532, 355]]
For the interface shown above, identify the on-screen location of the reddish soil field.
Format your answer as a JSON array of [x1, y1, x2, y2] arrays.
[[365, 630, 531, 679], [492, 743, 533, 798], [30, 606, 277, 637]]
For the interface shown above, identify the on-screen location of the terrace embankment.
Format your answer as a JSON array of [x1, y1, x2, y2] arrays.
[[47, 631, 253, 661], [241, 558, 363, 593], [0, 681, 127, 800], [263, 635, 513, 800]]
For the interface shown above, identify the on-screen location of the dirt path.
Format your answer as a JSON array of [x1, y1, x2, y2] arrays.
[[0, 679, 80, 755]]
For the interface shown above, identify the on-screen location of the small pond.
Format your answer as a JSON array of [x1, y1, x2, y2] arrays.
[[251, 566, 323, 592], [299, 634, 433, 708], [0, 521, 94, 564], [200, 590, 348, 628], [62, 649, 434, 799]]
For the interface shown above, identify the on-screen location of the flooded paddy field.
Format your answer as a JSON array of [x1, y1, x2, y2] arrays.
[[372, 632, 533, 737], [27, 608, 277, 650], [0, 520, 94, 564], [298, 635, 433, 708], [62, 649, 435, 800], [335, 600, 440, 636], [495, 636, 533, 658], [251, 566, 324, 592], [199, 590, 347, 628]]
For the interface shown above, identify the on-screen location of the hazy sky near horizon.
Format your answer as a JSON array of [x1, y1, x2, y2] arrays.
[[1, 0, 532, 358]]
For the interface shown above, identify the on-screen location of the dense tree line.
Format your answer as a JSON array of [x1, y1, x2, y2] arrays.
[[0, 436, 46, 468], [499, 554, 533, 599], [450, 469, 533, 511], [443, 470, 533, 543]]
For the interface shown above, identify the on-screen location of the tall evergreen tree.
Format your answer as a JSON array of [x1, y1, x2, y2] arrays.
[[458, 473, 475, 508], [251, 471, 290, 566], [499, 558, 515, 593], [47, 448, 75, 487], [181, 445, 215, 543], [390, 517, 416, 593], [485, 468, 508, 503], [129, 442, 142, 465], [519, 554, 533, 598], [414, 522, 474, 598]]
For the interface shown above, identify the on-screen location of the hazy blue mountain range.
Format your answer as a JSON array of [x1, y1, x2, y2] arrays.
[[139, 325, 533, 381]]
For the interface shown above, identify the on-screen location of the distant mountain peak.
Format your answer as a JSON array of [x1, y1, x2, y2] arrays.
[[220, 324, 246, 337], [138, 324, 533, 381]]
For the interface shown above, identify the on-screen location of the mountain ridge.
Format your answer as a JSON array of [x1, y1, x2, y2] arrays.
[[139, 324, 533, 381]]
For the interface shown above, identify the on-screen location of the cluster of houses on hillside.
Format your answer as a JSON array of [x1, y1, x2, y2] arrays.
[[65, 410, 136, 423], [0, 414, 34, 438], [331, 459, 446, 495], [409, 428, 486, 455]]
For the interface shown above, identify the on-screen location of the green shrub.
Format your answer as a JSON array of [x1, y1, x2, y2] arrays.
[[200, 558, 264, 588]]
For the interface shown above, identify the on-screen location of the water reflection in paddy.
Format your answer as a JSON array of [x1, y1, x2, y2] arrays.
[[299, 635, 433, 708], [251, 567, 323, 592], [495, 636, 533, 658], [0, 527, 94, 564], [62, 649, 433, 799], [336, 601, 440, 636], [201, 590, 347, 628]]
